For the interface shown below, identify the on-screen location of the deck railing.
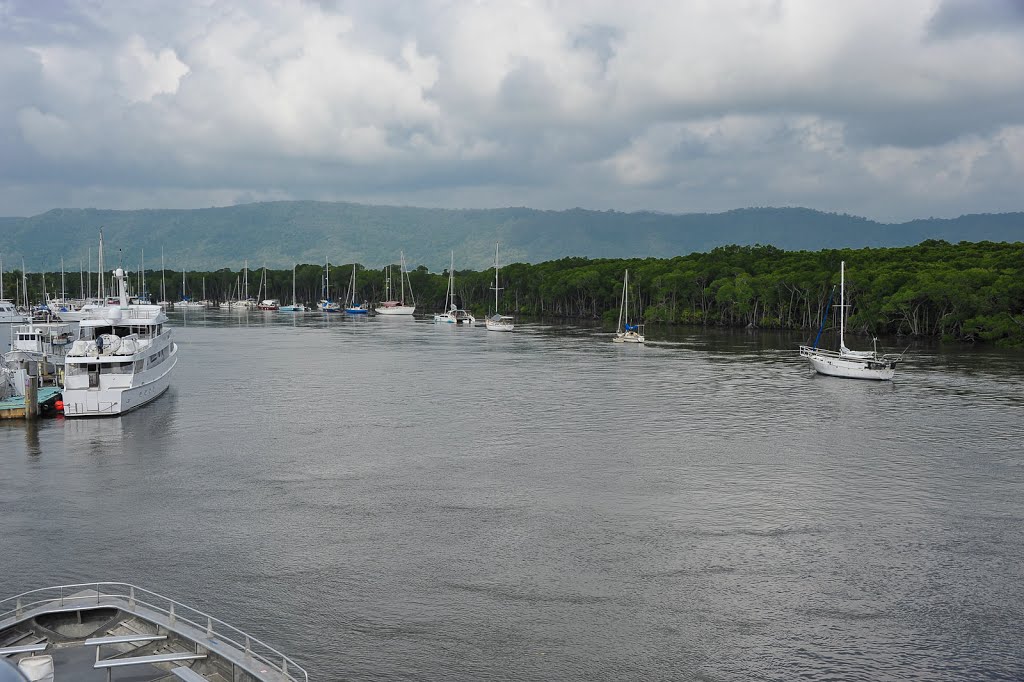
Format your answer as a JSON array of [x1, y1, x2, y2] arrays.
[[0, 582, 308, 682]]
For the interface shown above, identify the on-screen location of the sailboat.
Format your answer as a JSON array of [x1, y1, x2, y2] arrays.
[[344, 263, 369, 315], [612, 269, 644, 343], [280, 265, 305, 311], [433, 251, 475, 325], [318, 258, 341, 312], [799, 261, 901, 380], [256, 263, 279, 310], [375, 251, 416, 316], [177, 269, 204, 308], [485, 243, 514, 332]]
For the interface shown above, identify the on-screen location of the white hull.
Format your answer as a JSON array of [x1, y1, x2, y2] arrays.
[[433, 311, 475, 325], [64, 343, 178, 417], [375, 305, 416, 316], [485, 321, 514, 332], [800, 346, 896, 381]]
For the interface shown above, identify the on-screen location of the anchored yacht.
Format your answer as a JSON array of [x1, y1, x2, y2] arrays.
[[62, 268, 177, 417], [0, 582, 307, 682]]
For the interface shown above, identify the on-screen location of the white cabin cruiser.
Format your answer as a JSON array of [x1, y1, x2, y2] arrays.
[[62, 268, 177, 417], [0, 582, 307, 682]]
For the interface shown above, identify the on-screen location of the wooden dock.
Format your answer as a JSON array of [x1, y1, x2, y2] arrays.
[[0, 387, 62, 419]]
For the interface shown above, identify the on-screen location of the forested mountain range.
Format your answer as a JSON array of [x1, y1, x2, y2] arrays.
[[1, 201, 1022, 272]]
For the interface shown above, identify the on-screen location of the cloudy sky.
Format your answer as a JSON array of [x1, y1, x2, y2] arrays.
[[1, 0, 1023, 221]]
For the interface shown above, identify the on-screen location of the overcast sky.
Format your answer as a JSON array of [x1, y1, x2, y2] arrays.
[[1, 0, 1022, 221]]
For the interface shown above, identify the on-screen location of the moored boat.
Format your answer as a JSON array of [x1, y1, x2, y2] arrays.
[[799, 261, 901, 380], [612, 269, 644, 343], [375, 252, 416, 316], [62, 267, 177, 417], [485, 243, 514, 332], [433, 252, 476, 325]]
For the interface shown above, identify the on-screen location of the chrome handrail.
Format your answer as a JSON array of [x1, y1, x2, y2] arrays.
[[0, 582, 307, 682]]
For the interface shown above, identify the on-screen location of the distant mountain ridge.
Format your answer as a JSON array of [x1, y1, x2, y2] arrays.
[[1, 201, 1022, 271]]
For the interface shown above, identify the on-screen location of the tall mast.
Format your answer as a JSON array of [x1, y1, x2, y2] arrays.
[[0, 253, 4, 300], [840, 260, 846, 351], [60, 257, 66, 300], [491, 242, 503, 311], [399, 252, 406, 304], [618, 270, 628, 332], [97, 229, 105, 300], [79, 260, 84, 299], [244, 260, 249, 300], [292, 264, 296, 304], [161, 247, 166, 302], [87, 247, 92, 299]]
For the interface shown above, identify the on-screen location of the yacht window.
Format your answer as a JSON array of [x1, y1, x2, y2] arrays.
[[134, 360, 144, 373], [100, 361, 134, 374], [66, 364, 87, 377]]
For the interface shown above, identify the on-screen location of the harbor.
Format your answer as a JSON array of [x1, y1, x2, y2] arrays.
[[2, 316, 1023, 680]]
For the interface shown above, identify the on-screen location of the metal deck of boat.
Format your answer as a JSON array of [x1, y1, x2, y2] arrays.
[[0, 583, 306, 681]]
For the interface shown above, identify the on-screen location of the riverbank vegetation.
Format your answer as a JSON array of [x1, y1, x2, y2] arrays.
[[6, 240, 1023, 345]]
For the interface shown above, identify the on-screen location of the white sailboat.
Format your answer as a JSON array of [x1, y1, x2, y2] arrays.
[[485, 242, 514, 332], [799, 261, 901, 380], [255, 263, 279, 310], [375, 251, 416, 316], [612, 269, 644, 343], [433, 251, 475, 325], [280, 265, 305, 311]]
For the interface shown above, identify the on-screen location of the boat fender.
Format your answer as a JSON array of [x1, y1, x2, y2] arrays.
[[55, 400, 64, 412]]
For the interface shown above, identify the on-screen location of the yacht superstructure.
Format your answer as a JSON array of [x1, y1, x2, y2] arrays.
[[62, 268, 177, 417]]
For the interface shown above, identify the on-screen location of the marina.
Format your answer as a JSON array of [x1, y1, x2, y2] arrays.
[[1, 315, 1022, 680]]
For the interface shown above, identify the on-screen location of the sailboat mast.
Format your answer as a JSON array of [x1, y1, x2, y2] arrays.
[[840, 260, 846, 350], [60, 257, 66, 300], [493, 243, 500, 310], [161, 248, 166, 302], [399, 252, 406, 304], [244, 260, 249, 300], [292, 264, 296, 304], [449, 251, 455, 309], [97, 229, 105, 300]]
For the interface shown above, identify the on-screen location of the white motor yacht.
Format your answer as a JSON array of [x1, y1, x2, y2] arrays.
[[62, 268, 177, 417]]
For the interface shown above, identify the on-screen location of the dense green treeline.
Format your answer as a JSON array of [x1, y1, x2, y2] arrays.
[[5, 240, 1023, 345]]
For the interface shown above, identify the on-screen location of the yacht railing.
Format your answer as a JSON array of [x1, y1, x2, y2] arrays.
[[799, 345, 902, 362], [0, 582, 308, 682], [80, 307, 164, 321]]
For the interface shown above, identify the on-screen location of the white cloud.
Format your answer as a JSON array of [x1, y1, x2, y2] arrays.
[[0, 0, 1022, 221], [116, 35, 189, 103]]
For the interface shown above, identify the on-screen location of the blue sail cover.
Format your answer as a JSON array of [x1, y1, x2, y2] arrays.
[[625, 323, 638, 331]]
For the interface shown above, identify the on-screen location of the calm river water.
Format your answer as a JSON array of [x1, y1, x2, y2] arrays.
[[2, 312, 1023, 681]]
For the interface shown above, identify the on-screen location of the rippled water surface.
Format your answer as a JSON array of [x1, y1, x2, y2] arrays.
[[2, 313, 1023, 681]]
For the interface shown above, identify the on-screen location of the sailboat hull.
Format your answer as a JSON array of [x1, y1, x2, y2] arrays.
[[375, 305, 415, 316], [800, 346, 896, 380]]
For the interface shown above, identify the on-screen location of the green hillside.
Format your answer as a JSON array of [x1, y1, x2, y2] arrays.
[[2, 201, 1023, 271]]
